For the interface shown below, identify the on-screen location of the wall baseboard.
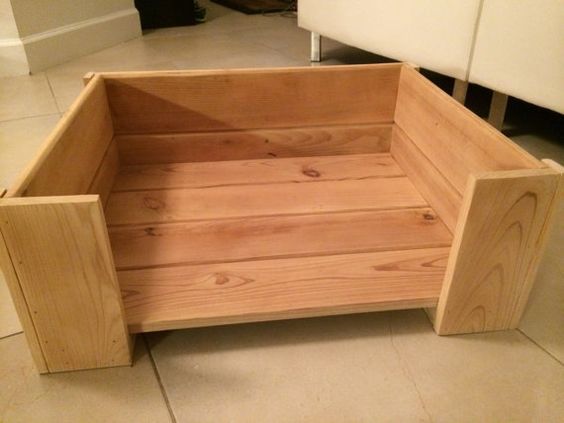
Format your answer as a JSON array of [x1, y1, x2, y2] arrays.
[[0, 8, 142, 76]]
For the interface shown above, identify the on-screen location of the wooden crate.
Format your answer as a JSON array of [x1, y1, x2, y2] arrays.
[[1, 64, 561, 373]]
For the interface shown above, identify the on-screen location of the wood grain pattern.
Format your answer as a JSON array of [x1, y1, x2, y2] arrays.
[[395, 66, 543, 194], [104, 64, 401, 134], [113, 153, 403, 192], [0, 196, 132, 372], [106, 177, 426, 225], [391, 125, 462, 233], [115, 124, 392, 165], [7, 76, 114, 197], [109, 208, 452, 270], [88, 138, 120, 207], [0, 226, 48, 373], [434, 168, 561, 335], [119, 248, 450, 333]]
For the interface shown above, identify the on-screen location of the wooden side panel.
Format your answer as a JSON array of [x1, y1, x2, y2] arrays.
[[109, 208, 452, 270], [7, 76, 114, 197], [434, 168, 561, 334], [116, 124, 392, 165], [88, 138, 120, 207], [119, 248, 450, 333], [395, 66, 543, 194], [391, 125, 462, 233], [0, 196, 132, 372], [103, 64, 401, 134]]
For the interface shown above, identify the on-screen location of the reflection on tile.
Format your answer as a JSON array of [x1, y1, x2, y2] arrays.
[[149, 314, 431, 422], [0, 335, 171, 423], [0, 272, 21, 338], [0, 73, 58, 121], [391, 310, 564, 422], [0, 114, 60, 189]]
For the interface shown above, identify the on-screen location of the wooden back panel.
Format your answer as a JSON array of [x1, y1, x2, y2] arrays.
[[6, 76, 115, 198], [102, 64, 401, 134], [394, 66, 543, 196]]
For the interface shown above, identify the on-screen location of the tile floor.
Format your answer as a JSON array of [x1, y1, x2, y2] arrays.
[[1, 2, 563, 421]]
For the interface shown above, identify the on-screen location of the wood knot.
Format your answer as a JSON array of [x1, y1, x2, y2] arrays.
[[143, 197, 165, 211], [423, 213, 436, 221], [302, 167, 321, 178], [144, 227, 159, 236]]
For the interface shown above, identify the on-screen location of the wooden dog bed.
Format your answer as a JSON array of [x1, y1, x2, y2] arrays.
[[0, 64, 561, 373]]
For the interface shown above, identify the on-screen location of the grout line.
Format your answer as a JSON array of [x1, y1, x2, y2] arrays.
[[44, 73, 62, 115], [142, 334, 178, 423], [0, 330, 24, 341], [517, 329, 563, 366], [0, 112, 60, 124]]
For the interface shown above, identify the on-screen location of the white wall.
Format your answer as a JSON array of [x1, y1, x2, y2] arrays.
[[1, 0, 141, 76]]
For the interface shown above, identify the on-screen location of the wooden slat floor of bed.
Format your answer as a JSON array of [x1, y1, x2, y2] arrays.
[[106, 153, 452, 333]]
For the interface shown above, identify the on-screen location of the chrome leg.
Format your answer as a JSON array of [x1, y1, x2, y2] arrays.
[[310, 32, 321, 62]]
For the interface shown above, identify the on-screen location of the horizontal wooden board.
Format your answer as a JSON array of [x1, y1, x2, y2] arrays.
[[119, 247, 450, 333], [88, 138, 120, 207], [395, 66, 543, 194], [7, 76, 114, 197], [103, 64, 401, 134], [106, 176, 426, 225], [113, 153, 402, 191], [109, 208, 452, 270], [115, 124, 392, 165], [391, 125, 462, 233]]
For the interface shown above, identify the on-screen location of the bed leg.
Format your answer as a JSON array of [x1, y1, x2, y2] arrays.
[[452, 79, 468, 104], [310, 32, 322, 62], [488, 91, 508, 130]]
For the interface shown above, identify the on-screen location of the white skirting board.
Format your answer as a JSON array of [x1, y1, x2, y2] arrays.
[[0, 8, 141, 76]]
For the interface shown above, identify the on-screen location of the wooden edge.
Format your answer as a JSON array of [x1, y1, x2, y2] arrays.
[[83, 72, 96, 86], [404, 63, 420, 72], [94, 63, 404, 80], [6, 75, 105, 198], [399, 66, 544, 169], [0, 188, 6, 198]]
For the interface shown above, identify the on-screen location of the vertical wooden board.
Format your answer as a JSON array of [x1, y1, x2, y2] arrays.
[[434, 168, 561, 334], [0, 229, 48, 373], [103, 64, 401, 134], [391, 124, 462, 233], [88, 138, 120, 207], [0, 196, 132, 372], [395, 66, 543, 194], [6, 76, 114, 197]]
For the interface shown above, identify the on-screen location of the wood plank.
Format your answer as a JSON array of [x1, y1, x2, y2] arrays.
[[434, 167, 561, 335], [113, 153, 402, 192], [119, 248, 450, 333], [115, 124, 392, 165], [0, 226, 48, 373], [0, 196, 132, 372], [395, 66, 543, 195], [88, 138, 120, 207], [391, 125, 462, 233], [103, 64, 401, 134], [6, 76, 114, 197], [106, 177, 426, 226], [109, 208, 452, 270]]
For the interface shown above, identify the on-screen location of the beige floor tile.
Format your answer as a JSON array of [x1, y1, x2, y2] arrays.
[[148, 314, 432, 423], [0, 272, 21, 338], [0, 73, 58, 122], [391, 310, 564, 422], [0, 335, 172, 423], [0, 114, 60, 189]]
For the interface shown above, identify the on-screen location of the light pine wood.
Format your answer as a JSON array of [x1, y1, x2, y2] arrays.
[[83, 71, 96, 86], [391, 125, 462, 233], [115, 124, 392, 165], [434, 167, 561, 335], [488, 91, 509, 130], [119, 247, 450, 333], [103, 64, 401, 134], [395, 66, 543, 194], [0, 196, 132, 372], [106, 177, 426, 226], [6, 76, 114, 197], [88, 139, 120, 207], [113, 153, 403, 192], [109, 208, 452, 270], [0, 227, 48, 373]]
